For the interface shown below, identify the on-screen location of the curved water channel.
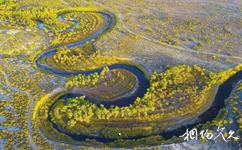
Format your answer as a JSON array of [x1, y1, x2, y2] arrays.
[[36, 11, 242, 143]]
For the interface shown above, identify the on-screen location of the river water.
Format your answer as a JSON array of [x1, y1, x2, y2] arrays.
[[36, 11, 242, 143]]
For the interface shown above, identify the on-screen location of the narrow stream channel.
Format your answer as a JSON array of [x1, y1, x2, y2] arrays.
[[35, 11, 242, 143]]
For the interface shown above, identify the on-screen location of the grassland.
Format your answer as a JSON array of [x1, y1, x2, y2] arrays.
[[67, 68, 138, 101], [0, 0, 241, 149]]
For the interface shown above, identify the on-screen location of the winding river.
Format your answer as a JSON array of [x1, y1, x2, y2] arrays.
[[35, 11, 242, 143]]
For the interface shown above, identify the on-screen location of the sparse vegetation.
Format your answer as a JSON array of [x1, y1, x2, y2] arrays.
[[0, 0, 241, 149]]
